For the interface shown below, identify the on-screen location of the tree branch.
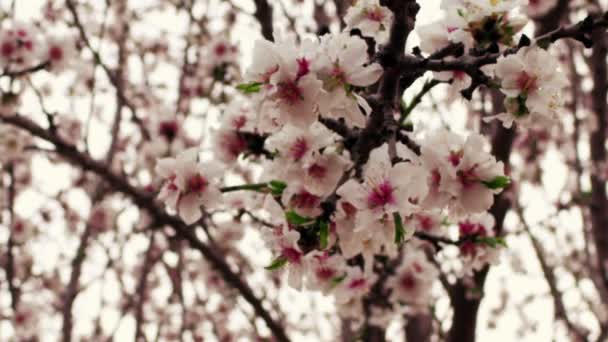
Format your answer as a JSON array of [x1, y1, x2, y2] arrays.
[[0, 114, 290, 342]]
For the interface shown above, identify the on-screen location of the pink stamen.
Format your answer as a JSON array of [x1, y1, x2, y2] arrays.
[[348, 278, 367, 289], [49, 45, 63, 61], [316, 267, 335, 280], [290, 137, 308, 161], [291, 190, 320, 209], [516, 72, 538, 93], [365, 7, 385, 22], [282, 247, 302, 264], [448, 150, 463, 167], [296, 57, 310, 79], [308, 163, 327, 179], [159, 120, 179, 141], [400, 273, 417, 290], [367, 181, 395, 208], [187, 174, 208, 193], [277, 81, 303, 105]]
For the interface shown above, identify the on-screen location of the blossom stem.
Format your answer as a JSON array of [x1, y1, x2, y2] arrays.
[[220, 183, 269, 193]]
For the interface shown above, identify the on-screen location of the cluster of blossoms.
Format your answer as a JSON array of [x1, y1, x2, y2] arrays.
[[417, 0, 567, 127], [491, 46, 568, 127], [151, 0, 573, 327], [156, 148, 223, 224], [154, 21, 511, 320], [0, 21, 77, 73]]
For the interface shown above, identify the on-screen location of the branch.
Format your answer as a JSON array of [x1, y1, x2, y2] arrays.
[[253, 0, 273, 41], [65, 0, 150, 140], [0, 114, 290, 342], [0, 61, 50, 78], [4, 164, 19, 312], [516, 205, 588, 341], [399, 13, 608, 99]]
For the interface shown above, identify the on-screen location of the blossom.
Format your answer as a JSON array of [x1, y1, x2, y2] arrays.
[[0, 125, 31, 163], [57, 117, 83, 145], [213, 99, 256, 164], [156, 148, 223, 224], [416, 21, 473, 94], [334, 266, 376, 311], [45, 34, 77, 72], [247, 35, 322, 128], [316, 33, 382, 127], [301, 150, 351, 197], [457, 213, 502, 274], [306, 251, 345, 294], [11, 218, 35, 244], [0, 22, 41, 69], [490, 46, 568, 128], [12, 304, 40, 340], [262, 195, 307, 289], [333, 199, 381, 272], [344, 0, 393, 43], [440, 0, 527, 47], [406, 210, 445, 237], [387, 247, 438, 309], [420, 129, 506, 216], [206, 36, 238, 66], [337, 143, 428, 238], [264, 122, 338, 181], [88, 200, 117, 234], [281, 184, 323, 218]]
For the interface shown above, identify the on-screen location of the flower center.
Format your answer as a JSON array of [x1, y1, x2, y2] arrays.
[[49, 45, 63, 61], [1, 42, 14, 57], [296, 57, 310, 79], [448, 150, 463, 167], [159, 120, 179, 141], [277, 81, 303, 105], [291, 190, 320, 209], [365, 7, 385, 22], [290, 137, 308, 161], [282, 247, 302, 264], [348, 278, 367, 289], [400, 273, 417, 290], [431, 169, 441, 188], [232, 115, 247, 130], [224, 132, 247, 157], [187, 174, 208, 193], [457, 167, 478, 187], [516, 72, 538, 94], [367, 180, 395, 208], [214, 43, 226, 56], [307, 163, 327, 179], [316, 267, 335, 281]]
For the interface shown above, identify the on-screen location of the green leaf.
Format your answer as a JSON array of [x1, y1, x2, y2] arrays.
[[476, 236, 507, 248], [264, 256, 288, 270], [481, 176, 511, 189], [236, 81, 262, 93], [318, 221, 329, 249], [393, 212, 406, 244], [285, 211, 315, 226], [330, 274, 346, 287], [268, 180, 287, 196]]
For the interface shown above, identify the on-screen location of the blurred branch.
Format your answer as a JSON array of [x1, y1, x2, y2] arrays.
[[0, 113, 291, 342], [516, 205, 589, 341], [65, 0, 150, 140], [253, 0, 273, 41], [4, 164, 19, 312]]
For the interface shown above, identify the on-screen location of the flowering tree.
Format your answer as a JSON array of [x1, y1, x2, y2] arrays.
[[1, 0, 608, 341]]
